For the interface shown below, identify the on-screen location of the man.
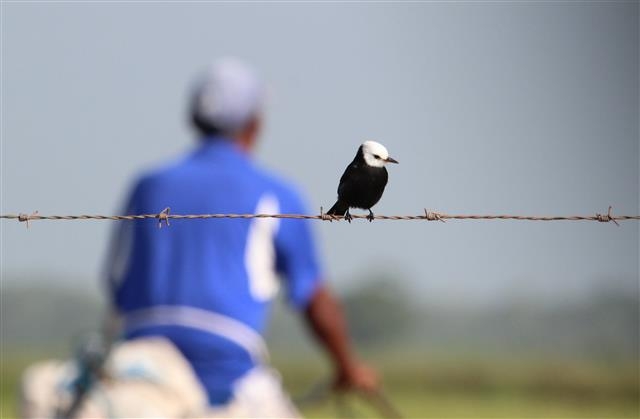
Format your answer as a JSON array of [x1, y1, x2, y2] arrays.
[[104, 57, 378, 417]]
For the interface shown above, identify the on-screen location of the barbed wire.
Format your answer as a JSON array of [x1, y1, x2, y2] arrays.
[[1, 206, 638, 228]]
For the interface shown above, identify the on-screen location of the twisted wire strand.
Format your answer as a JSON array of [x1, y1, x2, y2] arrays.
[[1, 206, 638, 227]]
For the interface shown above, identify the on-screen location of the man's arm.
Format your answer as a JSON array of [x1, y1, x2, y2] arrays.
[[304, 283, 379, 392]]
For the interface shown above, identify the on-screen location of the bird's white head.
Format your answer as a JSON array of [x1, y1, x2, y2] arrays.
[[361, 140, 399, 168]]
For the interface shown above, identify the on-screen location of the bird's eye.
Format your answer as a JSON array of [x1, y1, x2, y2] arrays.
[[373, 154, 381, 159]]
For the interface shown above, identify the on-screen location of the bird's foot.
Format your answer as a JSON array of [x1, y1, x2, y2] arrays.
[[344, 210, 352, 223], [367, 209, 375, 222]]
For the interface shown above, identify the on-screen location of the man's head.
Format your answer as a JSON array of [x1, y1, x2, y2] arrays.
[[190, 57, 265, 151]]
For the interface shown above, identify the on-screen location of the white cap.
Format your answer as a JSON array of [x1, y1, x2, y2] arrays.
[[191, 57, 264, 134]]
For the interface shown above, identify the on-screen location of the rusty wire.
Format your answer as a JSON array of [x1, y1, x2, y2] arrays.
[[1, 206, 638, 228]]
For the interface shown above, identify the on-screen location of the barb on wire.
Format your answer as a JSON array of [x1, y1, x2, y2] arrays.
[[157, 207, 171, 229], [320, 206, 331, 222], [17, 211, 39, 229], [595, 205, 619, 226], [2, 206, 639, 227], [424, 209, 446, 223]]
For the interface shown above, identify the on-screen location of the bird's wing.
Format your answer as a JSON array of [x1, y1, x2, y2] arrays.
[[337, 162, 361, 198]]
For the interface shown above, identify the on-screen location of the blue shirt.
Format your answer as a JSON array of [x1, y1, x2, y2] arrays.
[[105, 137, 323, 405]]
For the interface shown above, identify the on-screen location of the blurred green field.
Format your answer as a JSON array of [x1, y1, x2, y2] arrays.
[[2, 351, 637, 419], [2, 281, 638, 418], [276, 356, 639, 418]]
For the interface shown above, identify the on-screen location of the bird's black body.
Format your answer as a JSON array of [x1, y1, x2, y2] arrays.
[[327, 145, 389, 222]]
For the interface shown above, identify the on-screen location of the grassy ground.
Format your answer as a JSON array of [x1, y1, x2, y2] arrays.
[[276, 356, 639, 419], [298, 391, 639, 419], [2, 351, 638, 418]]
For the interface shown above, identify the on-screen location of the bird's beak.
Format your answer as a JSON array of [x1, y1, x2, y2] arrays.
[[385, 156, 399, 164]]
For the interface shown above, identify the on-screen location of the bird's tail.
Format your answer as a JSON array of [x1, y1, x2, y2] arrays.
[[327, 200, 349, 216]]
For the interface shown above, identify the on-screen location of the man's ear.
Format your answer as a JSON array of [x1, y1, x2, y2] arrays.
[[237, 115, 262, 152]]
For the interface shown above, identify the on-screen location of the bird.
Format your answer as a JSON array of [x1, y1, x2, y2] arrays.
[[327, 140, 398, 222]]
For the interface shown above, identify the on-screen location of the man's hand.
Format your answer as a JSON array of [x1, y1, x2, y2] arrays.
[[334, 359, 379, 393], [304, 284, 380, 394]]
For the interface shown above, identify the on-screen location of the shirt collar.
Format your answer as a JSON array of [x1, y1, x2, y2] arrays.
[[193, 136, 249, 164]]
